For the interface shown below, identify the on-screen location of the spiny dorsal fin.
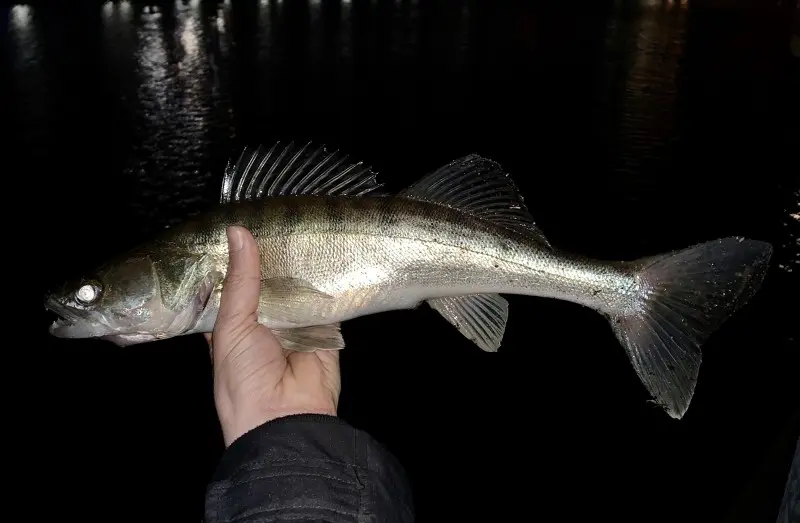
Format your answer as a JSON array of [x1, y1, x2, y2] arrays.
[[399, 154, 551, 248], [220, 141, 385, 203], [427, 293, 509, 352]]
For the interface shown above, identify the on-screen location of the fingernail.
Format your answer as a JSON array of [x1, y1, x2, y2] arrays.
[[227, 226, 243, 252]]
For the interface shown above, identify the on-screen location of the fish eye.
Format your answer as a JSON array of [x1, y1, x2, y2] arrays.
[[75, 283, 101, 305]]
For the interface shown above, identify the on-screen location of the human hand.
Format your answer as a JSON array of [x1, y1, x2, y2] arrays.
[[206, 226, 341, 447]]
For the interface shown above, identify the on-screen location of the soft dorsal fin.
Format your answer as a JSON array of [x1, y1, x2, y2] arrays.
[[220, 141, 385, 203], [399, 154, 551, 248]]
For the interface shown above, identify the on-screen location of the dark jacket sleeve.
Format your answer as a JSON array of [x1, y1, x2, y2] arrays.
[[204, 414, 414, 523]]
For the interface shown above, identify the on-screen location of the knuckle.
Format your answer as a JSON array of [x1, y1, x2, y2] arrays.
[[223, 272, 247, 289], [216, 309, 258, 329], [223, 271, 258, 291], [216, 321, 260, 354]]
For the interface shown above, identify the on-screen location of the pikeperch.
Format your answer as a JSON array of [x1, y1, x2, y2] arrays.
[[45, 142, 773, 419]]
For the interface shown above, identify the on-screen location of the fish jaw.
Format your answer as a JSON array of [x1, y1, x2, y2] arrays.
[[46, 297, 111, 339], [49, 319, 107, 339], [48, 319, 108, 339]]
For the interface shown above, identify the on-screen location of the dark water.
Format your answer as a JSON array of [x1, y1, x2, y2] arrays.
[[4, 0, 798, 520]]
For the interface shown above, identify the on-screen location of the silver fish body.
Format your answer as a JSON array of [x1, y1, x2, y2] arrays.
[[175, 195, 632, 335], [45, 142, 773, 419]]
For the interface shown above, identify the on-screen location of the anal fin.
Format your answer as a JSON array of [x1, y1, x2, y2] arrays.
[[272, 323, 344, 352], [427, 293, 509, 352]]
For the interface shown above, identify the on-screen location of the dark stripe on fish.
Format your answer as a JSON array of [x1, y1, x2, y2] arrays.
[[279, 197, 303, 235], [323, 198, 345, 234]]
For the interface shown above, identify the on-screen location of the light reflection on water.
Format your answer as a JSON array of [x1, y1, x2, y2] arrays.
[[8, 5, 38, 74], [602, 1, 686, 187], [258, 0, 277, 62], [339, 0, 352, 58], [121, 0, 230, 223], [388, 0, 422, 61], [137, 8, 169, 118], [215, 6, 225, 35], [7, 4, 53, 150], [779, 189, 800, 274]]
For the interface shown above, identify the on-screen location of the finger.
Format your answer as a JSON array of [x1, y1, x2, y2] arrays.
[[216, 226, 262, 331]]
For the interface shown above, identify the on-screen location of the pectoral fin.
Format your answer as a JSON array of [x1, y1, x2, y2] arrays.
[[259, 277, 335, 324], [256, 278, 344, 351], [427, 293, 509, 352], [272, 323, 344, 352]]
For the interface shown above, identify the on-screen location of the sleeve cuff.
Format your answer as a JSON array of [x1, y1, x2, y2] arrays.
[[205, 414, 413, 522]]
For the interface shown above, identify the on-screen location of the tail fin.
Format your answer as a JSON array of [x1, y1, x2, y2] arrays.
[[610, 237, 773, 419]]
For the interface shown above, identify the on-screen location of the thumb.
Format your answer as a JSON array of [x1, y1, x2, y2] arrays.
[[217, 226, 261, 331]]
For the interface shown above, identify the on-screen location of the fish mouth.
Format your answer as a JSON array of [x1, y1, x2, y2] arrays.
[[44, 298, 80, 330]]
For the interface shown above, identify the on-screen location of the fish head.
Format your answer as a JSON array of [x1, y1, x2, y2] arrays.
[[45, 250, 220, 347]]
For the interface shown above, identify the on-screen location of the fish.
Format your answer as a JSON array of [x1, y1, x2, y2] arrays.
[[45, 141, 773, 419]]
